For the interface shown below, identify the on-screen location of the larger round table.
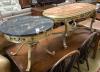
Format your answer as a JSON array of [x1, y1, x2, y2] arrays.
[[0, 16, 54, 71]]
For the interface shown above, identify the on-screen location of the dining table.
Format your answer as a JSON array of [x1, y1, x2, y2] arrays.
[[6, 26, 95, 72]]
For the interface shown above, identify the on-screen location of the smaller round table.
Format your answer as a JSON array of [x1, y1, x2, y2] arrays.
[[0, 16, 54, 71]]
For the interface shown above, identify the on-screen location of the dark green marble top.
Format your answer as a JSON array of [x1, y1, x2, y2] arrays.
[[0, 16, 54, 36]]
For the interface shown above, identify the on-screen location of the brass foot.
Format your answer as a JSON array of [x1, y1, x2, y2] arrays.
[[26, 60, 31, 71], [63, 40, 68, 49], [43, 46, 56, 55], [46, 50, 55, 55], [10, 52, 17, 56], [63, 33, 68, 49]]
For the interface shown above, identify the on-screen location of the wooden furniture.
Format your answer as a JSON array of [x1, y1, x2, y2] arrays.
[[49, 50, 80, 72], [19, 0, 31, 8], [78, 19, 100, 58], [31, 5, 55, 16], [97, 0, 100, 2], [6, 26, 98, 72], [31, 0, 65, 5], [78, 32, 99, 71]]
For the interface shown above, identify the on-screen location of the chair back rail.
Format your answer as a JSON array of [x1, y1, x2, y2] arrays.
[[49, 50, 80, 72], [78, 32, 98, 62]]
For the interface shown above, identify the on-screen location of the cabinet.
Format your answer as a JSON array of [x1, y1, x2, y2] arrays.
[[97, 0, 100, 2], [19, 0, 31, 8], [31, 5, 55, 16]]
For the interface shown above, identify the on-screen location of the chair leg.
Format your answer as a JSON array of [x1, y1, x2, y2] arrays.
[[85, 58, 89, 70], [77, 62, 81, 72], [73, 62, 81, 72]]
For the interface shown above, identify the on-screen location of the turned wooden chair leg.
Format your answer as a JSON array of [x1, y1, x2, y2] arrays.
[[85, 58, 89, 71], [73, 62, 81, 72], [77, 62, 81, 72], [92, 47, 97, 59]]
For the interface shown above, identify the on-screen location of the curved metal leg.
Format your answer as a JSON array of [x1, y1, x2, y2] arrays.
[[63, 33, 68, 49], [10, 43, 25, 56], [44, 31, 55, 55], [90, 12, 96, 32], [44, 48, 55, 55], [26, 44, 32, 72], [63, 20, 68, 49], [67, 20, 77, 35]]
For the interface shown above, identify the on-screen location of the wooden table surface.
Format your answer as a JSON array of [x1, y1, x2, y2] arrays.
[[6, 26, 91, 72]]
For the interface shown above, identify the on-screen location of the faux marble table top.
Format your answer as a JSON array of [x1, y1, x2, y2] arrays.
[[43, 3, 96, 19], [0, 16, 54, 36]]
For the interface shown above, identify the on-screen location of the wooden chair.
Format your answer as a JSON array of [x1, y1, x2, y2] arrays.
[[77, 32, 99, 71], [48, 50, 80, 72], [79, 18, 100, 58]]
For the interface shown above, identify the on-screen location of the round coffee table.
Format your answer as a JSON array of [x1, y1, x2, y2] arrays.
[[0, 16, 54, 71], [43, 3, 96, 48]]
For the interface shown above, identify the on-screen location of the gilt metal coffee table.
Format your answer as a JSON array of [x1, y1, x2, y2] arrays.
[[43, 3, 96, 48], [0, 16, 54, 71]]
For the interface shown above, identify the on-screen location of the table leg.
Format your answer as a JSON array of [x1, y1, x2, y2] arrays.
[[10, 43, 25, 56], [90, 13, 96, 32], [44, 31, 55, 55], [26, 44, 32, 72], [63, 20, 68, 49]]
